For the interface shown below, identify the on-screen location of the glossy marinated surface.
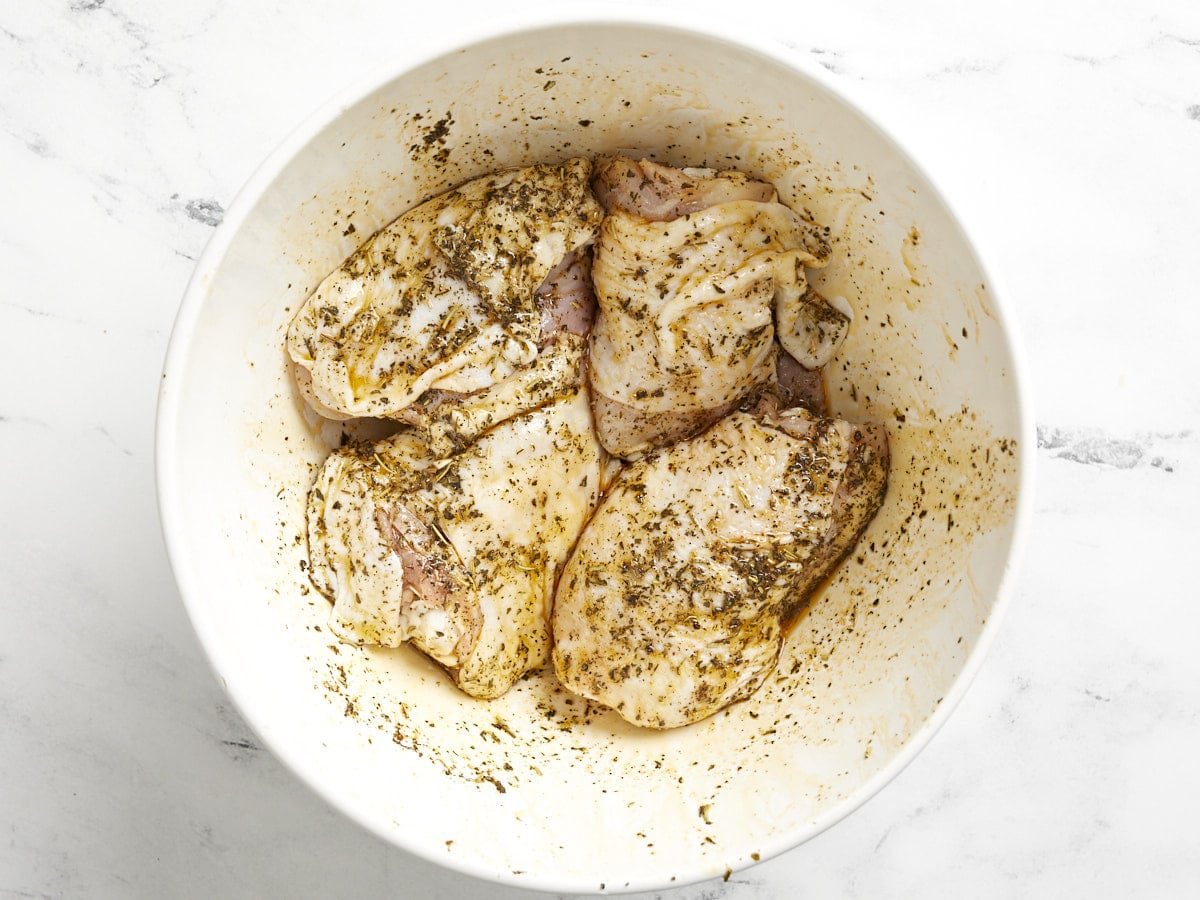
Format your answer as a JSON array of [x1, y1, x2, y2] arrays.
[[588, 157, 841, 457], [287, 160, 601, 419], [554, 405, 887, 728], [309, 384, 605, 698]]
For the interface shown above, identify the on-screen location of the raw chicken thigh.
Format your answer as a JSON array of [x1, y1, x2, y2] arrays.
[[307, 384, 606, 699], [552, 399, 889, 728], [587, 157, 848, 458], [286, 159, 602, 421]]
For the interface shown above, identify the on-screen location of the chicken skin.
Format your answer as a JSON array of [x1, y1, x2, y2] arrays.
[[552, 399, 888, 728], [307, 384, 606, 699], [287, 159, 602, 421], [587, 157, 847, 458]]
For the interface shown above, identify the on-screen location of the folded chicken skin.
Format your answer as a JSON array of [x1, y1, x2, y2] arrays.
[[587, 156, 846, 459], [393, 248, 597, 456]]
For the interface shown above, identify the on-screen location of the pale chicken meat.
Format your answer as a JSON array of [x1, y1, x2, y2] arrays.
[[587, 156, 848, 458], [774, 344, 828, 415], [307, 385, 606, 699], [552, 400, 888, 728], [286, 159, 602, 421], [591, 156, 776, 220], [534, 246, 597, 337]]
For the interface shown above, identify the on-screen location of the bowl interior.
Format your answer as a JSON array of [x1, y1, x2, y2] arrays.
[[158, 18, 1027, 893]]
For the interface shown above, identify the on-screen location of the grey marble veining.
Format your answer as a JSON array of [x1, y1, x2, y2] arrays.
[[2, 0, 1198, 897]]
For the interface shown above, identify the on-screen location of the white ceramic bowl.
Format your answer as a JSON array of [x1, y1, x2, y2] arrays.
[[157, 10, 1033, 894]]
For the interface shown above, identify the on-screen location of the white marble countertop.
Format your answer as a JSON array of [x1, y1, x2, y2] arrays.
[[2, 0, 1198, 896]]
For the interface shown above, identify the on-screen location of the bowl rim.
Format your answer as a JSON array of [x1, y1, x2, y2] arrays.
[[156, 5, 1036, 893]]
